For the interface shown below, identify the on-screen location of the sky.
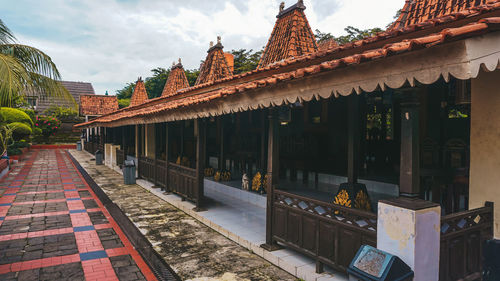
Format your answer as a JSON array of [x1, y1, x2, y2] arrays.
[[1, 0, 402, 96]]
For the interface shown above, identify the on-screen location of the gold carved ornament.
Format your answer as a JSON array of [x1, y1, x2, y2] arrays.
[[252, 172, 262, 191], [214, 171, 221, 182], [333, 189, 352, 214], [354, 190, 372, 212], [204, 167, 214, 177]]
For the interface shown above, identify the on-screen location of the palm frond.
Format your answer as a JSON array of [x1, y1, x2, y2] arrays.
[[0, 19, 16, 44], [0, 53, 31, 107], [0, 44, 61, 80], [27, 73, 76, 108]]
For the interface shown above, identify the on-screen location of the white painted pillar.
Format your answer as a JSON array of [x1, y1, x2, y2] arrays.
[[377, 198, 440, 281]]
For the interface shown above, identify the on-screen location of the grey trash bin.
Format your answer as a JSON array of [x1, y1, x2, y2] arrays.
[[76, 141, 82, 151], [123, 160, 136, 185], [95, 150, 103, 165]]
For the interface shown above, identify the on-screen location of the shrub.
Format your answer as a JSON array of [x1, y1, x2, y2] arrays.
[[7, 147, 21, 156], [20, 108, 36, 124], [9, 140, 30, 149], [44, 105, 79, 122], [34, 115, 61, 139], [0, 107, 33, 126], [8, 122, 32, 135]]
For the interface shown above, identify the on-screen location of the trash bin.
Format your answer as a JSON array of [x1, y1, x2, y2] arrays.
[[95, 150, 103, 165], [123, 160, 136, 185], [347, 245, 413, 281], [76, 141, 82, 151]]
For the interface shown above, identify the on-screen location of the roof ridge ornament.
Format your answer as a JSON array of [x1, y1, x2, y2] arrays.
[[217, 36, 221, 44], [279, 2, 285, 12]]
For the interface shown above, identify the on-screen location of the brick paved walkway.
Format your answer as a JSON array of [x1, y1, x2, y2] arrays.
[[0, 149, 157, 281], [70, 150, 297, 281]]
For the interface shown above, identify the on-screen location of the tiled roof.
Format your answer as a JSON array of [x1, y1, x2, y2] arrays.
[[391, 0, 494, 30], [195, 37, 233, 86], [60, 81, 95, 96], [258, 0, 317, 68], [161, 60, 190, 98], [80, 95, 119, 116], [75, 1, 500, 128], [129, 78, 148, 107], [317, 38, 339, 51]]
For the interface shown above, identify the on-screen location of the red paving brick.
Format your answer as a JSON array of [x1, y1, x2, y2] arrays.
[[0, 149, 157, 281]]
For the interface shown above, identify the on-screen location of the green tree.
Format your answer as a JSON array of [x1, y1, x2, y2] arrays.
[[117, 98, 130, 108], [315, 26, 383, 45], [0, 19, 73, 107], [231, 49, 262, 75], [145, 67, 169, 99], [116, 82, 134, 99], [185, 69, 200, 87]]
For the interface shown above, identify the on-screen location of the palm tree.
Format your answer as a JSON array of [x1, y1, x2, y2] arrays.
[[0, 19, 73, 107]]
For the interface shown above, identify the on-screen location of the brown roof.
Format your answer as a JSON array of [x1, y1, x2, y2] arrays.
[[391, 0, 492, 30], [318, 38, 339, 51], [258, 0, 317, 68], [76, 1, 500, 128], [161, 60, 190, 98], [129, 78, 148, 107], [195, 37, 233, 86], [80, 95, 118, 116], [60, 81, 95, 97]]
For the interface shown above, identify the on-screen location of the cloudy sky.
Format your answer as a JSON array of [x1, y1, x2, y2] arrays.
[[2, 0, 402, 95]]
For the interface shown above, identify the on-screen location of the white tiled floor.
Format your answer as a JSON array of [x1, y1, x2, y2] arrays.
[[106, 160, 347, 281]]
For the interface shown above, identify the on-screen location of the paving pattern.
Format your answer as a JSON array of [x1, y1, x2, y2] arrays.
[[0, 149, 156, 281], [70, 150, 297, 281]]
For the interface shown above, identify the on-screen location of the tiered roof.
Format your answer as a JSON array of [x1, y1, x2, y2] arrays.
[[76, 0, 500, 128], [258, 0, 317, 68], [80, 95, 119, 116], [161, 59, 190, 98], [195, 37, 233, 86], [129, 77, 148, 107], [391, 0, 492, 30]]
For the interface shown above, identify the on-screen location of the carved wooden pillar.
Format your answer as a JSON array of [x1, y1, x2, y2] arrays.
[[347, 94, 361, 185], [195, 119, 206, 211], [262, 109, 280, 250]]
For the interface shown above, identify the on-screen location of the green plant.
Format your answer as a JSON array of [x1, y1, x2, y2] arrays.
[[7, 146, 21, 156], [118, 99, 130, 108], [0, 107, 33, 126], [34, 115, 60, 140], [0, 19, 74, 107], [20, 108, 35, 123], [9, 140, 30, 149], [7, 122, 32, 140], [44, 105, 79, 121], [0, 125, 14, 156]]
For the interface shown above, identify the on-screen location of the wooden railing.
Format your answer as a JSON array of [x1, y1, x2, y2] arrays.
[[167, 162, 197, 202], [272, 190, 377, 273], [155, 159, 168, 189], [116, 149, 124, 167], [138, 157, 155, 183], [440, 202, 493, 281]]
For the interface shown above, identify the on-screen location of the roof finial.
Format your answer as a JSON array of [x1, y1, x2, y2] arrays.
[[172, 61, 175, 66], [209, 41, 214, 48], [217, 36, 221, 44], [105, 90, 108, 96], [279, 2, 285, 12], [178, 58, 182, 64], [298, 0, 303, 5]]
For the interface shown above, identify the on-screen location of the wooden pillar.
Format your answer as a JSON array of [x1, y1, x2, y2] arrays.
[[262, 109, 280, 251], [194, 119, 206, 211], [153, 124, 159, 187], [218, 117, 225, 171], [400, 99, 420, 197], [348, 94, 361, 184], [135, 125, 139, 159], [260, 111, 267, 171], [165, 123, 170, 192], [180, 121, 185, 157]]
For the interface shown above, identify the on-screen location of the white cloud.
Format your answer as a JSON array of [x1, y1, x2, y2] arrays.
[[4, 0, 404, 95]]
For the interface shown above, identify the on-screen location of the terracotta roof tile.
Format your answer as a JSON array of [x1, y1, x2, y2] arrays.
[[161, 60, 190, 98], [317, 38, 339, 51], [75, 0, 500, 128], [258, 0, 317, 68], [195, 37, 233, 86], [79, 95, 118, 116], [129, 78, 148, 106], [390, 0, 498, 30]]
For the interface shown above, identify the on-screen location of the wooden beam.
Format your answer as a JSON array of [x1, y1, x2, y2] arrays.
[[194, 119, 206, 211], [347, 94, 360, 184], [262, 109, 280, 250], [400, 99, 420, 197]]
